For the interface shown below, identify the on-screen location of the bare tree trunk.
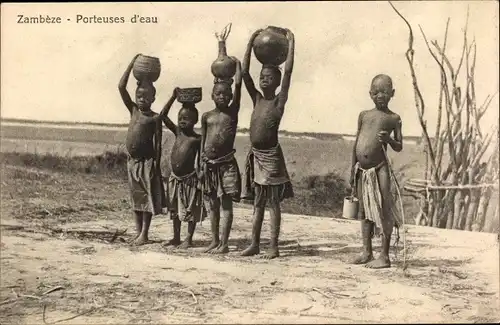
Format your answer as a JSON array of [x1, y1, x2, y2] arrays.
[[446, 191, 455, 229], [475, 188, 492, 231], [459, 192, 470, 229], [465, 189, 481, 231], [432, 191, 443, 227], [483, 188, 499, 233], [452, 191, 464, 229], [484, 197, 500, 233], [427, 194, 435, 225]]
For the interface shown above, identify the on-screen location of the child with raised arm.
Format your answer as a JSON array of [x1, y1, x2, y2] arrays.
[[118, 54, 167, 246], [200, 57, 242, 255], [160, 88, 203, 249], [240, 28, 295, 259], [350, 74, 403, 269]]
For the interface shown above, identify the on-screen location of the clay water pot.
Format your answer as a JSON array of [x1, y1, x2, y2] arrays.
[[252, 26, 289, 66], [133, 55, 161, 82], [211, 41, 237, 79], [177, 87, 202, 104]]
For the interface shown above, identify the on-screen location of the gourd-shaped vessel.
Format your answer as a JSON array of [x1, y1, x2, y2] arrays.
[[133, 55, 161, 82], [211, 23, 236, 79], [253, 26, 289, 66]]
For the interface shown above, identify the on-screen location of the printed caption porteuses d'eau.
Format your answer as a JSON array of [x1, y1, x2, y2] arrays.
[[17, 14, 158, 24]]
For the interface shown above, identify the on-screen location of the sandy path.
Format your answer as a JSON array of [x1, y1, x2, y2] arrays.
[[1, 208, 499, 324]]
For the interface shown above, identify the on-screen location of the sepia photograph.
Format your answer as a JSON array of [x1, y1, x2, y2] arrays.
[[1, 1, 499, 323]]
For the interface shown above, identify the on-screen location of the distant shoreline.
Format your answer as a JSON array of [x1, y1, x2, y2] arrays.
[[0, 118, 425, 143], [1, 118, 130, 129]]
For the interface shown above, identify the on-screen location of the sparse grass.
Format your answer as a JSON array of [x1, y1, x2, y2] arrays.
[[1, 123, 426, 220], [0, 150, 422, 220], [0, 151, 349, 218], [0, 151, 128, 177]]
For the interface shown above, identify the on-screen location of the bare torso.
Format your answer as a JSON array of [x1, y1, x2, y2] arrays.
[[249, 94, 283, 149], [126, 107, 159, 159], [203, 104, 239, 160], [355, 109, 400, 169], [170, 131, 200, 177]]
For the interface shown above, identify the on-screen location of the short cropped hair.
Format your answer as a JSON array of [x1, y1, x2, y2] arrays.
[[371, 74, 393, 89], [136, 80, 157, 97], [261, 64, 282, 80], [212, 81, 233, 94], [180, 105, 199, 122]]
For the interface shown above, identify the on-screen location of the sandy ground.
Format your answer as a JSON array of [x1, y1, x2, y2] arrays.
[[1, 206, 499, 324]]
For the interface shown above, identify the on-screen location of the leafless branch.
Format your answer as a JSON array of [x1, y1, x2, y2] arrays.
[[389, 1, 439, 182]]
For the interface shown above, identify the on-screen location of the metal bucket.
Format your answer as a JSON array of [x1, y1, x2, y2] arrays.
[[343, 196, 359, 219]]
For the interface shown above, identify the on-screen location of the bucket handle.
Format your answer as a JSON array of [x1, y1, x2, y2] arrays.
[[348, 181, 357, 201]]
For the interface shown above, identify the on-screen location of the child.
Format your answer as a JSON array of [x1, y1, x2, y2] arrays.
[[160, 88, 203, 249], [200, 57, 242, 254], [240, 28, 295, 259], [118, 54, 167, 246], [349, 74, 403, 269]]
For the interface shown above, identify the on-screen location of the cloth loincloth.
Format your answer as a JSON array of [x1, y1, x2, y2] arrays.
[[202, 149, 241, 212], [354, 161, 401, 238], [241, 144, 294, 207], [168, 171, 205, 223], [127, 155, 166, 216]]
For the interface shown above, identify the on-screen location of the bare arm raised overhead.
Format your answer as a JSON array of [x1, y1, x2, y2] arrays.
[[242, 29, 263, 105], [118, 54, 140, 114], [200, 113, 209, 177], [230, 57, 242, 112], [277, 29, 295, 110], [159, 88, 180, 135]]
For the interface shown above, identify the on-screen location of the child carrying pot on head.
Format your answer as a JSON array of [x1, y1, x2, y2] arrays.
[[200, 56, 243, 255], [161, 88, 204, 249], [118, 54, 167, 246], [240, 28, 295, 260]]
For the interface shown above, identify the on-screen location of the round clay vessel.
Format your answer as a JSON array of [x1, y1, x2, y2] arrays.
[[252, 26, 289, 66], [133, 55, 161, 82], [211, 41, 237, 79]]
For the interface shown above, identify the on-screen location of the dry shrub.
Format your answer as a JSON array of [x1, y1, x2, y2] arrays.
[[281, 172, 349, 217]]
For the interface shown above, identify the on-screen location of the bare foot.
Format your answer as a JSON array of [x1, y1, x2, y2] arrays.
[[365, 255, 391, 269], [209, 243, 223, 254], [241, 245, 260, 257], [162, 239, 181, 247], [128, 233, 141, 244], [350, 252, 374, 264], [203, 241, 220, 253], [176, 240, 192, 249], [213, 244, 229, 254], [261, 248, 279, 260], [133, 236, 148, 246]]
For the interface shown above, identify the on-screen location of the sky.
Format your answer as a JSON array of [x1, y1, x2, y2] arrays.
[[1, 1, 498, 136]]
